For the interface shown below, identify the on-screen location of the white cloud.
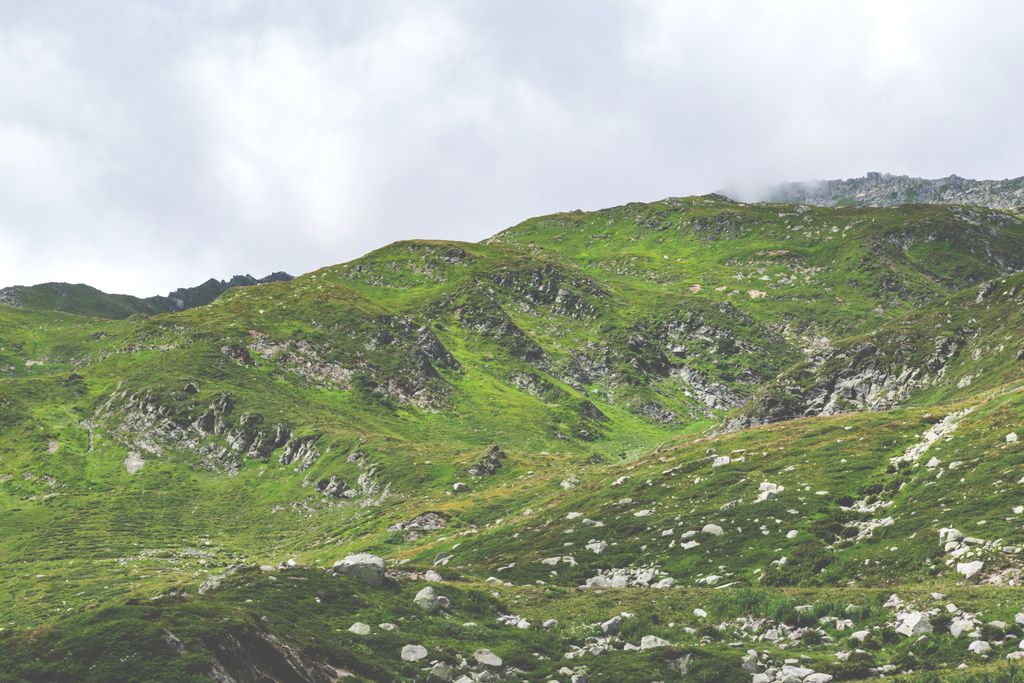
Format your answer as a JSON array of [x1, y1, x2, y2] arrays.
[[0, 0, 1022, 295]]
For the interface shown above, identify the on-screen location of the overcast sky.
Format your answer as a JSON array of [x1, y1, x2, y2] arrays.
[[2, 1, 1022, 295]]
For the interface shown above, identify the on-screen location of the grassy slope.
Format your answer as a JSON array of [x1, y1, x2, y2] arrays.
[[1, 198, 1024, 681]]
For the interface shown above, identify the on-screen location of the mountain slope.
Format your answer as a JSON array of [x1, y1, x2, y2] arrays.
[[2, 196, 1024, 682]]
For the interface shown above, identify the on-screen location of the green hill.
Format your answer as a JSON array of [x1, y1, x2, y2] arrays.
[[1, 197, 1023, 682]]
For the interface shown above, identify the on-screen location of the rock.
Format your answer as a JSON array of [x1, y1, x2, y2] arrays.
[[427, 662, 454, 682], [950, 617, 976, 638], [895, 611, 932, 637], [401, 644, 428, 661], [452, 482, 468, 492], [379, 622, 397, 631], [957, 560, 984, 579], [939, 527, 965, 547], [414, 586, 449, 614], [561, 475, 580, 490], [805, 675, 834, 683], [968, 640, 992, 654], [755, 481, 784, 502], [694, 608, 707, 619], [585, 540, 608, 554], [424, 569, 444, 582], [751, 675, 771, 683], [701, 523, 724, 536], [348, 622, 370, 635], [474, 649, 503, 667], [543, 619, 558, 628], [333, 553, 386, 586], [741, 653, 760, 673], [124, 452, 145, 475], [1008, 432, 1019, 443], [779, 665, 814, 680], [786, 529, 798, 539], [849, 630, 870, 642], [639, 635, 670, 649], [1008, 651, 1024, 661], [469, 444, 508, 476], [600, 616, 623, 635]]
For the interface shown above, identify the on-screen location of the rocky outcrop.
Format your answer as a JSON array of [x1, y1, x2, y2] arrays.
[[759, 172, 1024, 210], [468, 444, 507, 476], [388, 511, 450, 540]]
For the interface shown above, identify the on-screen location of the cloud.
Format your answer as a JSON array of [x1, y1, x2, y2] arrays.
[[0, 0, 1021, 295]]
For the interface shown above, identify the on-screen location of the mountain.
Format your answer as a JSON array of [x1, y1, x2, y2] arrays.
[[1, 194, 1023, 682], [754, 171, 1024, 209], [0, 271, 293, 320]]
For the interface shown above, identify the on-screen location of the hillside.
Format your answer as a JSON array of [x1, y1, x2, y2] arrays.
[[1, 196, 1023, 682], [755, 172, 1024, 210], [0, 272, 293, 320]]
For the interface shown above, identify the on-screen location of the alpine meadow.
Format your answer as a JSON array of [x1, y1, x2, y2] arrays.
[[4, 2, 1024, 682], [3, 175, 1024, 681]]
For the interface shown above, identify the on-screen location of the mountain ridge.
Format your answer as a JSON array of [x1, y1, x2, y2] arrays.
[[750, 171, 1024, 209], [0, 271, 293, 319]]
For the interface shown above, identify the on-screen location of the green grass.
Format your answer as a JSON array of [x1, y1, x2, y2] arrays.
[[1, 196, 1024, 680]]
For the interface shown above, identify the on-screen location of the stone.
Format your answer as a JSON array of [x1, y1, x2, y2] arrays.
[[694, 608, 707, 619], [702, 523, 724, 536], [427, 662, 454, 682], [950, 617, 976, 638], [849, 630, 870, 642], [805, 675, 834, 683], [639, 635, 670, 649], [968, 640, 991, 654], [414, 586, 448, 614], [939, 527, 964, 546], [957, 560, 984, 579], [895, 611, 932, 637], [1008, 432, 1019, 443], [452, 482, 468, 492], [474, 649, 503, 667], [601, 616, 623, 635], [332, 553, 386, 586], [348, 622, 370, 635], [401, 644, 428, 661]]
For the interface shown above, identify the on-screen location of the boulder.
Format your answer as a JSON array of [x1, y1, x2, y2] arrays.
[[639, 635, 670, 649], [968, 640, 992, 654], [600, 616, 623, 635], [427, 662, 454, 683], [348, 622, 370, 635], [895, 611, 932, 637], [333, 553, 386, 586], [957, 560, 984, 579], [414, 586, 449, 614], [474, 649, 503, 667], [401, 644, 428, 661], [701, 523, 724, 536], [939, 527, 964, 546]]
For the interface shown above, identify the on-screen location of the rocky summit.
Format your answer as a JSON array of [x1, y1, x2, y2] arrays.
[[2, 188, 1024, 682], [755, 172, 1024, 210]]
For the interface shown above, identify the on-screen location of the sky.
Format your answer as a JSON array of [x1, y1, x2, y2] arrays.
[[1, 1, 1022, 296]]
